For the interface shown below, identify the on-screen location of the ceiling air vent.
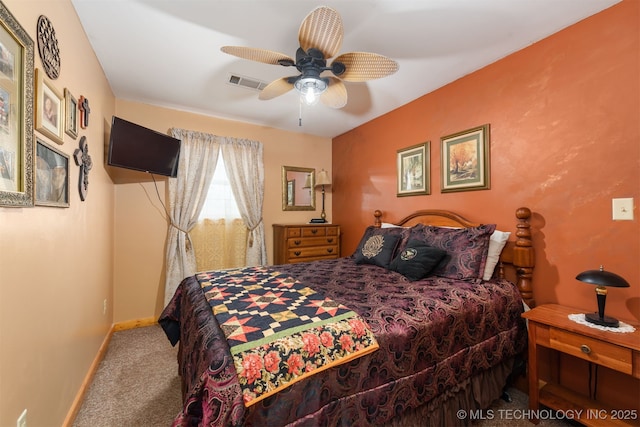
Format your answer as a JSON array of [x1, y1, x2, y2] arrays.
[[227, 74, 268, 91]]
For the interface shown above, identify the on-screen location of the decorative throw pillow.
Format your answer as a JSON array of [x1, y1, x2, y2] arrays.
[[482, 230, 511, 280], [352, 226, 410, 262], [408, 223, 496, 280], [353, 227, 402, 269], [389, 240, 447, 281]]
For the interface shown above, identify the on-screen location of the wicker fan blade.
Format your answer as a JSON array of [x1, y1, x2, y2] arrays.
[[259, 77, 294, 100], [320, 77, 347, 109], [333, 52, 399, 82], [298, 6, 343, 59], [221, 46, 294, 66]]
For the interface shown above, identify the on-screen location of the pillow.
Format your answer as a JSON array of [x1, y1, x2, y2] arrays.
[[380, 222, 405, 229], [482, 230, 511, 280], [408, 223, 496, 280], [389, 240, 447, 281], [352, 226, 411, 262], [353, 231, 400, 269]]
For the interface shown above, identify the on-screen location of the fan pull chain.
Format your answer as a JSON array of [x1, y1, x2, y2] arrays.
[[299, 98, 303, 126]]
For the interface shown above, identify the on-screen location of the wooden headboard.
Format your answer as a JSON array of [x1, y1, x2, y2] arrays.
[[373, 207, 535, 307]]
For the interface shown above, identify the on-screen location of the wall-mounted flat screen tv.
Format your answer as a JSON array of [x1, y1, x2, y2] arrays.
[[107, 116, 181, 177]]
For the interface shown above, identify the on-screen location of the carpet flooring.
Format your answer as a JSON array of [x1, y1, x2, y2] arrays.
[[73, 325, 573, 426]]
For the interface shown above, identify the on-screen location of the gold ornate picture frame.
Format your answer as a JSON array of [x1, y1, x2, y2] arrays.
[[35, 68, 64, 145], [397, 142, 430, 197], [441, 124, 491, 193], [0, 3, 34, 207]]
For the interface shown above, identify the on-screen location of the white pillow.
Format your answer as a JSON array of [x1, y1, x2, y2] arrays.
[[380, 222, 404, 228], [482, 230, 511, 281]]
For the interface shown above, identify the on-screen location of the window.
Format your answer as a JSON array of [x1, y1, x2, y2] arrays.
[[191, 156, 247, 270], [198, 156, 241, 220]]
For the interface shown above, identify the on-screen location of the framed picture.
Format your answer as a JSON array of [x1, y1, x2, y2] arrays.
[[0, 3, 34, 207], [64, 88, 78, 139], [441, 124, 491, 193], [397, 142, 430, 196], [35, 138, 69, 207], [35, 68, 64, 145]]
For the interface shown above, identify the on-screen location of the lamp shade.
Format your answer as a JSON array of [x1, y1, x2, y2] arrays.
[[315, 169, 331, 187], [576, 265, 629, 328], [302, 174, 312, 189], [576, 266, 630, 288]]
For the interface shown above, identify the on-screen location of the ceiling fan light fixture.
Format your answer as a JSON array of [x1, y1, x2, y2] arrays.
[[295, 76, 327, 105]]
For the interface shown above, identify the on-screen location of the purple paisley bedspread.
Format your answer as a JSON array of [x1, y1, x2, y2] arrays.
[[159, 257, 526, 426]]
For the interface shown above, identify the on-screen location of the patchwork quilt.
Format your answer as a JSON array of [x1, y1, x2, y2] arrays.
[[197, 266, 379, 406]]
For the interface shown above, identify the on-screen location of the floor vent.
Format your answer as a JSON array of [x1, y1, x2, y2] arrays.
[[227, 74, 268, 91]]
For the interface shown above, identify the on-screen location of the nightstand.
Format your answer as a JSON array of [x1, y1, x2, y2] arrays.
[[522, 304, 640, 426]]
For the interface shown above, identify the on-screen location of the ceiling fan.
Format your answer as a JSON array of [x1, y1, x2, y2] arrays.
[[221, 6, 398, 109]]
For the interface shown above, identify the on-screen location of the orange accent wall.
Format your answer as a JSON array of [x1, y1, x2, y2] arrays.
[[334, 2, 639, 408], [334, 1, 639, 324]]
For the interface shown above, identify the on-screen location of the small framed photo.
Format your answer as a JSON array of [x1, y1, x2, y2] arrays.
[[35, 68, 64, 144], [35, 138, 69, 207], [397, 142, 430, 197], [64, 88, 78, 139], [441, 124, 491, 193]]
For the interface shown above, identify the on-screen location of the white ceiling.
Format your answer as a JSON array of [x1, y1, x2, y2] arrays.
[[70, 0, 620, 138]]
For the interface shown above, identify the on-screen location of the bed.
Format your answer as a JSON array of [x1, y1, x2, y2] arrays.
[[159, 207, 535, 426]]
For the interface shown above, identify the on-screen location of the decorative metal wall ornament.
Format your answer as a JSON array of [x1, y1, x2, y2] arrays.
[[73, 136, 92, 201], [36, 15, 60, 79]]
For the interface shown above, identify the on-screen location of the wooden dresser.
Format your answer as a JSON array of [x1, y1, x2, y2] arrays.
[[273, 224, 341, 264]]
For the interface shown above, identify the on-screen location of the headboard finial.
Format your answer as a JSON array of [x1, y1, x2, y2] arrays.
[[373, 210, 383, 228]]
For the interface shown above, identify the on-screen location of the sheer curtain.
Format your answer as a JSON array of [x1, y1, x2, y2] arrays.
[[221, 138, 267, 266], [164, 129, 219, 305], [163, 130, 266, 305], [190, 156, 248, 271]]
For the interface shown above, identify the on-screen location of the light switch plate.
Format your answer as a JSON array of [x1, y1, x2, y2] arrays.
[[612, 198, 634, 220]]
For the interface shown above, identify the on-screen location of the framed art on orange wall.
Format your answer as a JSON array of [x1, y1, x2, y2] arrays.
[[397, 141, 430, 197], [441, 124, 490, 193]]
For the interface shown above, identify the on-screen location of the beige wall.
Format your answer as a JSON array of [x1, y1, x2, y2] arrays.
[[0, 1, 116, 426], [111, 101, 332, 322], [0, 1, 331, 426]]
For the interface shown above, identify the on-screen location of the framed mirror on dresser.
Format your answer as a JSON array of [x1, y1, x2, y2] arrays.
[[282, 166, 315, 211]]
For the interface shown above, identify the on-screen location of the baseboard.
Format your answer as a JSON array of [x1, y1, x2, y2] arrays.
[[113, 316, 158, 331], [62, 324, 115, 427], [62, 316, 159, 426]]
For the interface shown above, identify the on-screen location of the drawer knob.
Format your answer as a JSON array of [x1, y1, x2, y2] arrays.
[[327, 238, 334, 243], [580, 344, 591, 354], [294, 240, 301, 245], [311, 229, 318, 234], [294, 251, 301, 256], [327, 248, 333, 253]]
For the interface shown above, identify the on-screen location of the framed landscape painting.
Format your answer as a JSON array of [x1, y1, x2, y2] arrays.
[[397, 142, 430, 197], [440, 124, 490, 193]]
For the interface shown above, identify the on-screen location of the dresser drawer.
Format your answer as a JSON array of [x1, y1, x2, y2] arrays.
[[288, 236, 339, 248], [301, 227, 327, 237], [286, 228, 302, 238], [549, 327, 633, 374], [287, 245, 339, 260]]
